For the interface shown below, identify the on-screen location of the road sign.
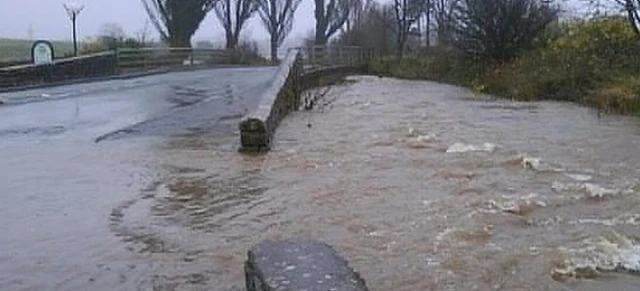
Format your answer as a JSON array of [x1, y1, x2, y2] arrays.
[[31, 40, 55, 65]]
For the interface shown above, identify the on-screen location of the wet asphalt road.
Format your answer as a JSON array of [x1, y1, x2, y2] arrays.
[[0, 67, 277, 141], [0, 66, 276, 290]]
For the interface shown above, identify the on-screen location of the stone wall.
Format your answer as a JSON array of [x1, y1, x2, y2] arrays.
[[0, 52, 118, 89], [239, 50, 304, 152], [0, 49, 254, 92], [239, 52, 366, 152]]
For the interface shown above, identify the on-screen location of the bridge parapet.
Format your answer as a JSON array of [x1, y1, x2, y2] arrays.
[[239, 46, 372, 152], [0, 47, 263, 92]]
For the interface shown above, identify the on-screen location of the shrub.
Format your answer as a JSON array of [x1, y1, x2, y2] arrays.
[[453, 0, 558, 62], [586, 76, 640, 114], [79, 38, 105, 55], [80, 36, 147, 55], [479, 17, 640, 104], [370, 47, 488, 86], [229, 40, 268, 65]]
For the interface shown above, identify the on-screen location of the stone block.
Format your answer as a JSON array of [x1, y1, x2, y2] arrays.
[[245, 239, 370, 291]]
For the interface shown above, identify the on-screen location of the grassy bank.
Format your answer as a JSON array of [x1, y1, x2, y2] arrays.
[[0, 38, 74, 62], [370, 17, 640, 115]]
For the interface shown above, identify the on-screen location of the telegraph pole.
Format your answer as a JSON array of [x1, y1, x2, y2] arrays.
[[64, 2, 85, 57]]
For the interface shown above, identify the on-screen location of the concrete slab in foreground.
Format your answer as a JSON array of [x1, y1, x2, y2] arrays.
[[245, 239, 370, 291]]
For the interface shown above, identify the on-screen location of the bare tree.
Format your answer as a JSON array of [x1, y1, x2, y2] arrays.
[[99, 23, 126, 40], [135, 20, 152, 45], [406, 0, 430, 47], [258, 0, 302, 63], [342, 0, 367, 37], [393, 0, 424, 58], [579, 0, 640, 36], [453, 0, 558, 61], [98, 23, 127, 50], [612, 0, 640, 35], [141, 0, 216, 47], [214, 0, 259, 49], [432, 0, 460, 46], [314, 0, 352, 44], [336, 2, 396, 52], [422, 0, 432, 47]]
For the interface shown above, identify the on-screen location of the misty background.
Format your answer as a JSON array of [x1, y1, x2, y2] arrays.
[[0, 1, 592, 44], [0, 0, 325, 55]]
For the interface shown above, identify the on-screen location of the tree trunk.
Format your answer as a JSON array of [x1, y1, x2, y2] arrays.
[[425, 0, 431, 48], [169, 34, 191, 47], [225, 31, 237, 49], [314, 0, 328, 45], [625, 0, 640, 37], [396, 38, 404, 61], [315, 33, 328, 45], [382, 8, 388, 54], [270, 35, 278, 65]]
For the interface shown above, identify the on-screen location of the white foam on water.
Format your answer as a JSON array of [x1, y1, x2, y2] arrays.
[[446, 142, 497, 153], [521, 156, 541, 171], [552, 231, 640, 280], [551, 182, 631, 199], [368, 230, 387, 237], [415, 134, 437, 142], [433, 227, 458, 252], [551, 182, 579, 192], [405, 126, 436, 140], [565, 173, 593, 182], [583, 183, 618, 198], [524, 216, 565, 227], [569, 214, 640, 227], [484, 193, 547, 216]]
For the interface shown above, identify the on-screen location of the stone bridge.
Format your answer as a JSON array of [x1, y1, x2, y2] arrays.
[[0, 45, 372, 291], [239, 46, 373, 152]]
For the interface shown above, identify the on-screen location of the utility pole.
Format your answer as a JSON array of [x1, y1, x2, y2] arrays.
[[63, 2, 85, 57]]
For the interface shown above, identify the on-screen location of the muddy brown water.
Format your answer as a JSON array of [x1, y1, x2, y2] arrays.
[[2, 76, 640, 290]]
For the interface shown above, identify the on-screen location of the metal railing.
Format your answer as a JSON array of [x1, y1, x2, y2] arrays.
[[294, 46, 374, 70], [115, 47, 234, 73], [0, 46, 371, 90]]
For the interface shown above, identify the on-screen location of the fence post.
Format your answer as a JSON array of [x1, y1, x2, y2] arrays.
[[350, 47, 354, 66], [114, 48, 121, 75]]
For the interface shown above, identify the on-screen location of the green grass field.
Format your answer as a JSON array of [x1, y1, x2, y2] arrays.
[[0, 38, 75, 62]]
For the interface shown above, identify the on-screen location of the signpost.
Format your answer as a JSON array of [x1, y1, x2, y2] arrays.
[[31, 40, 55, 65]]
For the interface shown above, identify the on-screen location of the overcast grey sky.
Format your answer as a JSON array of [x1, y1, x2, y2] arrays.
[[0, 0, 599, 44], [0, 0, 317, 45]]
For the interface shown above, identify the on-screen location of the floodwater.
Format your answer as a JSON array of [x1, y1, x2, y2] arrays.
[[2, 75, 640, 290]]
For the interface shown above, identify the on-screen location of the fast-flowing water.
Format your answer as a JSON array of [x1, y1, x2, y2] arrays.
[[2, 75, 640, 290]]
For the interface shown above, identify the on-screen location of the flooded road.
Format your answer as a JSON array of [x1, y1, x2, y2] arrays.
[[2, 74, 640, 290], [0, 67, 276, 290]]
